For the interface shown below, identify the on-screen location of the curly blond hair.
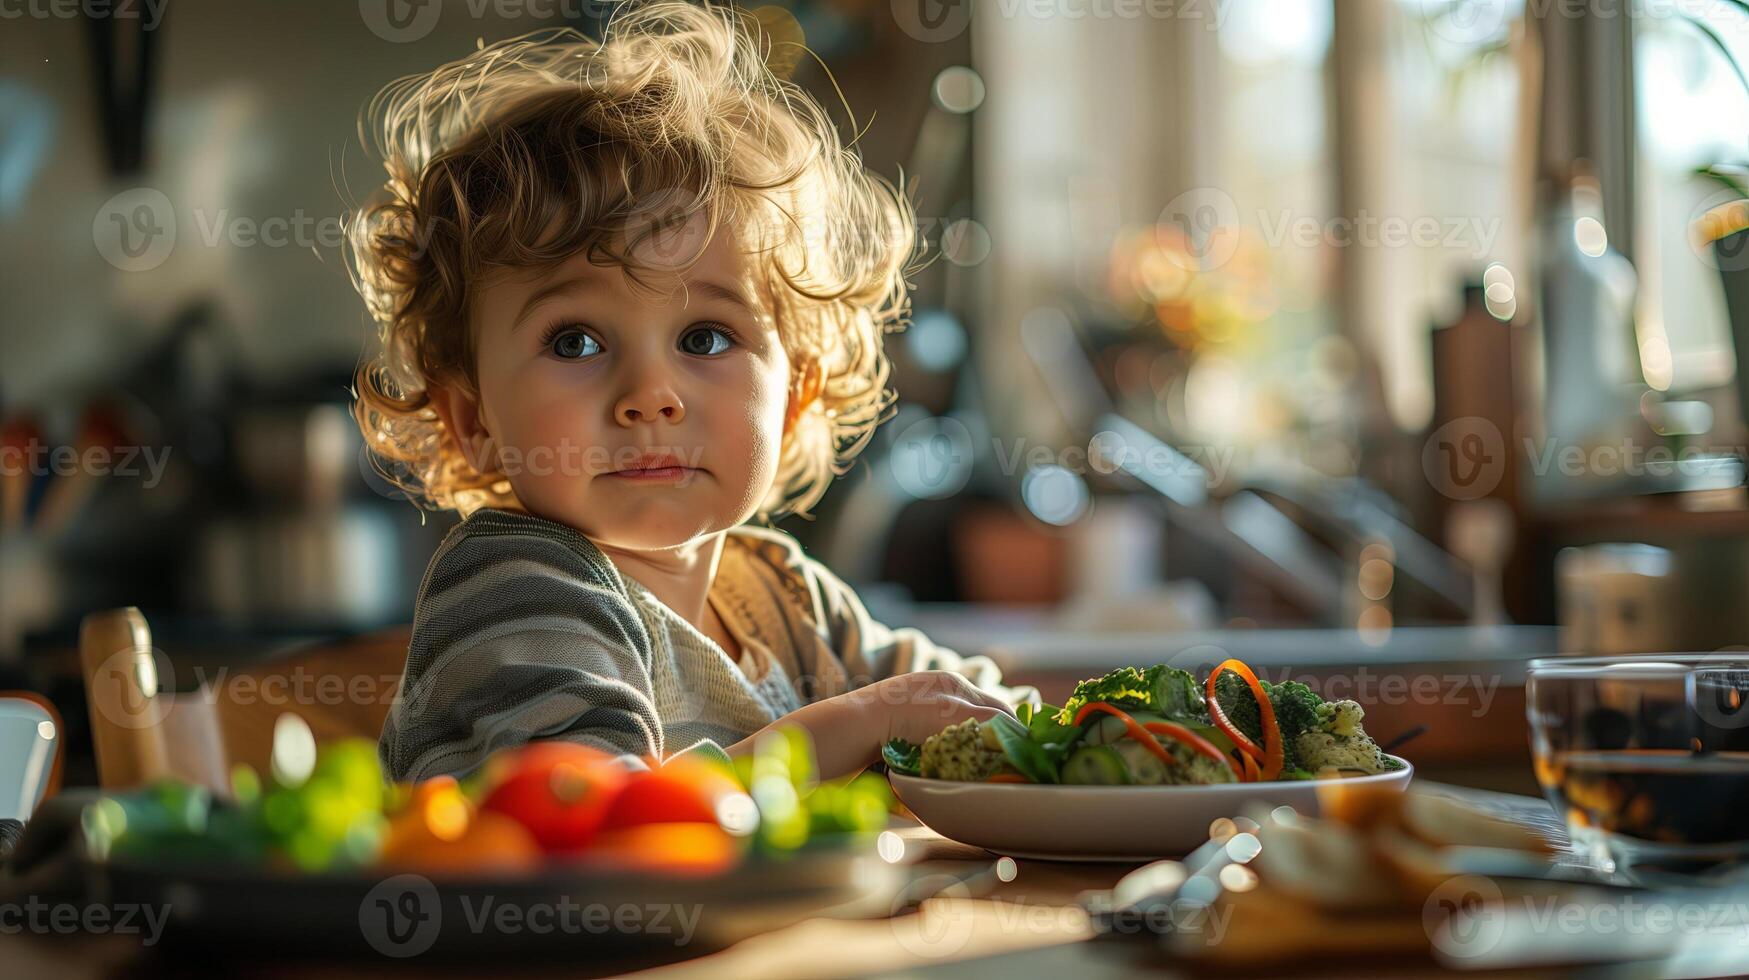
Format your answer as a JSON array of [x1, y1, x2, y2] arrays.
[[346, 0, 917, 520]]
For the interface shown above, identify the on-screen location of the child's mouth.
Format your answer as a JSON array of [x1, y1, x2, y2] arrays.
[[607, 466, 696, 482]]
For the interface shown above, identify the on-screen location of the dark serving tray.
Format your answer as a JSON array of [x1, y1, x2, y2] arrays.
[[73, 842, 905, 964]]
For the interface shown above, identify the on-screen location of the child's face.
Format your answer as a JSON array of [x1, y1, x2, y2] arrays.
[[454, 218, 791, 550]]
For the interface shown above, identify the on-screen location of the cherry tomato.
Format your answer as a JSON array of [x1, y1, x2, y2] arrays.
[[583, 823, 740, 876], [602, 758, 743, 829], [477, 741, 629, 853]]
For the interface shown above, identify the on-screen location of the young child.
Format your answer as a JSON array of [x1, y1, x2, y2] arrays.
[[347, 1, 1036, 783]]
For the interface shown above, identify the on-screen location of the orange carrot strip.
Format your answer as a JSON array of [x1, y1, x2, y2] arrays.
[[1208, 660, 1284, 780], [1238, 750, 1261, 782], [985, 772, 1029, 784], [1071, 702, 1178, 767], [1142, 721, 1242, 781], [1206, 666, 1266, 764]]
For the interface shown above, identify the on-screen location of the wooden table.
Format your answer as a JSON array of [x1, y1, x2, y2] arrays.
[[2, 783, 1578, 979], [619, 781, 1576, 980]]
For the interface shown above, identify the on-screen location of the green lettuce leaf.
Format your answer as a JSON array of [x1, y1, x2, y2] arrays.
[[881, 738, 922, 777]]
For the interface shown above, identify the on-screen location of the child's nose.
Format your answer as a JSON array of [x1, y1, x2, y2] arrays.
[[613, 379, 684, 425]]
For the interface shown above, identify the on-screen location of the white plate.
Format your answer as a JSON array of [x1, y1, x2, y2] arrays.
[[889, 756, 1414, 860]]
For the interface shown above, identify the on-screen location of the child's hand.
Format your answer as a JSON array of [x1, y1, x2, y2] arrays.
[[843, 670, 1019, 746], [728, 670, 1019, 780]]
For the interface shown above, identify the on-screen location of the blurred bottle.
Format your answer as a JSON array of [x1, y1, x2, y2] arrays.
[[1537, 164, 1641, 475]]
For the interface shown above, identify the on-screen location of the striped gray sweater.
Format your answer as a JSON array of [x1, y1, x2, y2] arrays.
[[381, 508, 1034, 782]]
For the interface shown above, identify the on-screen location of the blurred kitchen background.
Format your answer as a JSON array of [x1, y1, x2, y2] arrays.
[[3, 0, 1748, 792]]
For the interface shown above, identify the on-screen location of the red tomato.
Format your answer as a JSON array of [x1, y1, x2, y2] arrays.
[[601, 758, 742, 830], [583, 823, 740, 876], [477, 741, 629, 853]]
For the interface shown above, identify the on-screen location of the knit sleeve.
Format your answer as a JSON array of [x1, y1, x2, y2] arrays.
[[379, 521, 664, 782]]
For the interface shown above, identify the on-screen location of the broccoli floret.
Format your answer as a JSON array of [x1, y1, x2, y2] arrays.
[[1296, 730, 1395, 774], [1056, 665, 1204, 726], [1212, 674, 1326, 771], [1263, 680, 1324, 737], [1305, 699, 1404, 771], [920, 719, 1010, 782], [1316, 699, 1365, 738]]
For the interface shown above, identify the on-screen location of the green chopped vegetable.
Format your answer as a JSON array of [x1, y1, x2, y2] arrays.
[[900, 662, 1404, 787], [1212, 672, 1327, 772], [882, 738, 923, 777], [920, 719, 1009, 781], [1061, 744, 1130, 785], [986, 713, 1058, 784], [1296, 730, 1395, 774], [1054, 665, 1204, 726], [1018, 701, 1082, 745]]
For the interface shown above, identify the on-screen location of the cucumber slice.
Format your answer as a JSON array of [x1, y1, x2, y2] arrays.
[[1084, 710, 1169, 746], [1061, 745, 1132, 785]]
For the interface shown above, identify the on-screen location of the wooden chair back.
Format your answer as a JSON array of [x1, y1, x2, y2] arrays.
[[78, 607, 411, 793]]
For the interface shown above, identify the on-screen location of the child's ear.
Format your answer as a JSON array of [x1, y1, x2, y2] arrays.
[[427, 383, 498, 475], [784, 359, 824, 438]]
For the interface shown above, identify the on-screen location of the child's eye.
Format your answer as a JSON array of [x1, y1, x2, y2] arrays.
[[679, 324, 735, 356], [543, 327, 600, 360]]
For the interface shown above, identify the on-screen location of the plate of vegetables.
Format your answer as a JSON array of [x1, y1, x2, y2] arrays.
[[882, 659, 1413, 859], [57, 726, 904, 958]]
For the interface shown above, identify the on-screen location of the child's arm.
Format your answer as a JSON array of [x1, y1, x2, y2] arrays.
[[725, 670, 1018, 780], [381, 531, 665, 782]]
